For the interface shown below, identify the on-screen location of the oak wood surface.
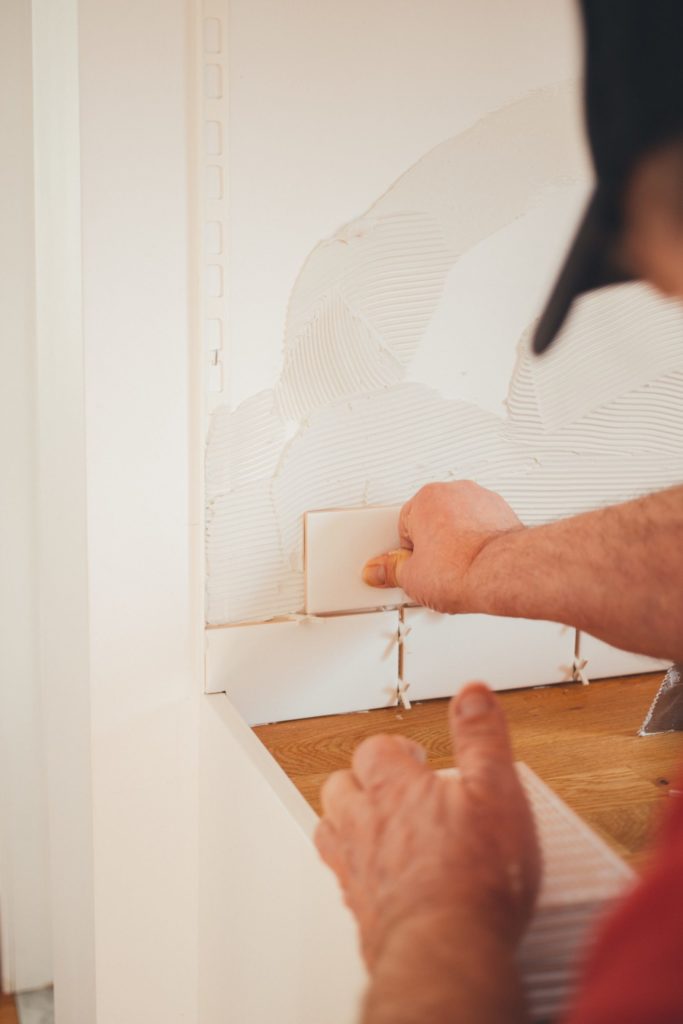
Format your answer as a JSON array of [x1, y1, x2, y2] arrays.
[[0, 993, 18, 1024], [254, 673, 683, 867]]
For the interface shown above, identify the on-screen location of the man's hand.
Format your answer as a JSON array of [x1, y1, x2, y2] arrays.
[[315, 684, 540, 991], [362, 481, 683, 662], [362, 481, 523, 613]]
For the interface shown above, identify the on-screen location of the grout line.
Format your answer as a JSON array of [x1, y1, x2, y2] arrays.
[[205, 605, 412, 629], [397, 605, 405, 683], [396, 606, 412, 709], [572, 629, 591, 686]]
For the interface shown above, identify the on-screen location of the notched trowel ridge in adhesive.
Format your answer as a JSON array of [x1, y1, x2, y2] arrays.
[[276, 212, 453, 421]]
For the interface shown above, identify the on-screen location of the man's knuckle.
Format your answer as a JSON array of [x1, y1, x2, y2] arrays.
[[321, 769, 354, 807], [417, 482, 440, 504], [473, 756, 506, 788], [353, 735, 385, 773], [455, 478, 478, 496], [462, 748, 514, 793]]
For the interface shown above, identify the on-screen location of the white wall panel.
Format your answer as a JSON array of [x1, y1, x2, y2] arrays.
[[199, 694, 366, 1024], [0, 0, 52, 993], [31, 0, 96, 1017], [77, 0, 202, 1021]]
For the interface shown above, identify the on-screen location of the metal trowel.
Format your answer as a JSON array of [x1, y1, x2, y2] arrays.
[[639, 664, 683, 735]]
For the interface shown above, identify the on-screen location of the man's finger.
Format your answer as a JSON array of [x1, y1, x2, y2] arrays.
[[362, 548, 412, 589], [398, 499, 414, 549], [314, 819, 345, 876], [448, 683, 517, 801], [320, 769, 362, 826], [352, 733, 426, 791]]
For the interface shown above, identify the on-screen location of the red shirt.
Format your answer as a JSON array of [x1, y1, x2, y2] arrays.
[[564, 768, 683, 1023]]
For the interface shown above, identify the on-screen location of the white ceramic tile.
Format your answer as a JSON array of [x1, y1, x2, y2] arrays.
[[205, 611, 400, 724], [304, 506, 407, 614], [403, 609, 573, 701], [578, 632, 670, 680]]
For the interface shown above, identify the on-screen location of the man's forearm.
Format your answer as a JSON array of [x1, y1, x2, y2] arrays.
[[465, 485, 683, 661], [363, 915, 529, 1024]]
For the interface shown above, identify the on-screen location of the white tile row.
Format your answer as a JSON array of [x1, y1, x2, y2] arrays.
[[402, 609, 572, 701], [205, 611, 670, 726], [577, 632, 668, 679], [205, 612, 399, 724]]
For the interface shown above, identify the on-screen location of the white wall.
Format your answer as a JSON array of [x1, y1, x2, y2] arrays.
[[206, 0, 683, 653], [225, 0, 585, 405], [31, 0, 96, 1017], [77, 0, 202, 1021], [200, 694, 367, 1024], [0, 0, 52, 994], [206, 0, 594, 629], [26, 0, 203, 1020]]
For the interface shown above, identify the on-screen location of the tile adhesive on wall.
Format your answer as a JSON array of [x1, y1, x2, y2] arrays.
[[205, 82, 683, 628]]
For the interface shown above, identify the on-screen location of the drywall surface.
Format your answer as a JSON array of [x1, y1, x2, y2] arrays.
[[0, 0, 53, 993], [205, 4, 683, 628]]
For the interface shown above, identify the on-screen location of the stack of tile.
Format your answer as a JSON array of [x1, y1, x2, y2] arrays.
[[439, 763, 633, 1021], [515, 764, 634, 1022]]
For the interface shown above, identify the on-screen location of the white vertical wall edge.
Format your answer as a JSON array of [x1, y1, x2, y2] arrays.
[[77, 0, 202, 1021], [31, 0, 96, 1018], [201, 0, 230, 413], [0, 0, 53, 993]]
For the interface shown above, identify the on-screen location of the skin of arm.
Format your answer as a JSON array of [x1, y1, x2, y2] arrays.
[[362, 914, 528, 1024], [315, 685, 539, 1024], [363, 481, 683, 662]]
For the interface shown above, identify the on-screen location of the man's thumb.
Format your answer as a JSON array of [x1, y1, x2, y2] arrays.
[[362, 548, 411, 589], [449, 683, 516, 799]]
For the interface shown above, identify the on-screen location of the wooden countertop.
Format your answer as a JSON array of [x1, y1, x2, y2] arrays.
[[0, 991, 18, 1024], [254, 673, 683, 867]]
